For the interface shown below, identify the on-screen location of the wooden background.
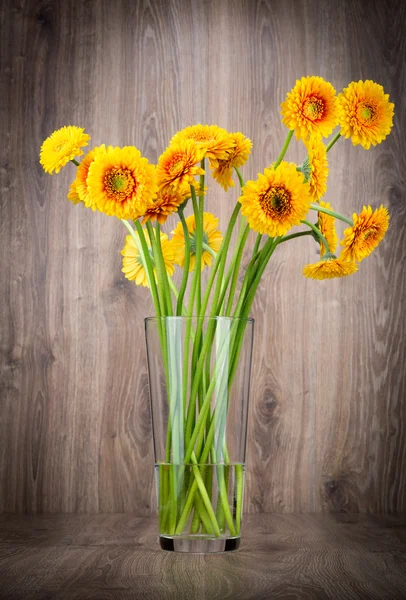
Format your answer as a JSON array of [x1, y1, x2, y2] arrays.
[[0, 0, 405, 515]]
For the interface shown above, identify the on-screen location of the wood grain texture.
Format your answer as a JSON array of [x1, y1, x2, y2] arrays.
[[0, 513, 406, 599], [0, 0, 405, 514]]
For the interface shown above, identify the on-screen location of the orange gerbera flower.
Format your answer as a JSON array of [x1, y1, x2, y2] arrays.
[[317, 201, 338, 257], [211, 132, 252, 190], [171, 212, 223, 272], [141, 188, 185, 225], [40, 125, 90, 174], [87, 146, 157, 220], [281, 76, 339, 140], [304, 136, 328, 201], [340, 205, 389, 262], [303, 255, 358, 280], [67, 180, 81, 205], [338, 80, 394, 149], [171, 124, 234, 163], [121, 231, 175, 287], [239, 161, 311, 237], [157, 141, 205, 193], [74, 145, 110, 209]]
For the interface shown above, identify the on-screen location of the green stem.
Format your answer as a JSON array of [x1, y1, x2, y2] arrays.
[[216, 464, 237, 536], [279, 230, 313, 244], [131, 220, 174, 528], [301, 219, 329, 255], [191, 461, 220, 536], [185, 203, 241, 446], [168, 279, 188, 316], [224, 224, 250, 316], [217, 217, 247, 315], [123, 220, 161, 317], [151, 221, 173, 315], [199, 159, 206, 203], [181, 203, 243, 535], [190, 185, 203, 312], [241, 239, 279, 314], [155, 221, 174, 316], [209, 203, 241, 319], [202, 202, 241, 319], [231, 228, 316, 395], [158, 464, 168, 531], [198, 161, 205, 315], [234, 166, 245, 189], [228, 232, 315, 404], [216, 464, 229, 533], [167, 466, 177, 534], [202, 242, 217, 259], [179, 196, 202, 456], [127, 228, 184, 533], [70, 159, 80, 166], [310, 203, 354, 226], [274, 130, 294, 169], [232, 237, 274, 319], [189, 188, 204, 410], [191, 487, 214, 534], [185, 226, 312, 535], [251, 233, 262, 258], [202, 466, 213, 534], [180, 313, 251, 535], [235, 464, 244, 534], [176, 209, 191, 316], [229, 240, 279, 386], [175, 353, 236, 536], [326, 131, 341, 152], [144, 221, 168, 316]]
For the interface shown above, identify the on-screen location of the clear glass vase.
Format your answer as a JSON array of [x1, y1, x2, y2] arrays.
[[145, 316, 254, 553]]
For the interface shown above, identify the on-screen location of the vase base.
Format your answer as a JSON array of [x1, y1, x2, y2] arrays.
[[159, 535, 240, 553]]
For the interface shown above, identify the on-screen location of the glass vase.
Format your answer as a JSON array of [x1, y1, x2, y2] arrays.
[[145, 316, 254, 553]]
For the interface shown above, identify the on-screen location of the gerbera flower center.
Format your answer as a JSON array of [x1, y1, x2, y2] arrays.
[[357, 102, 377, 124], [169, 157, 187, 176], [303, 96, 325, 121], [55, 141, 69, 152], [193, 134, 213, 143], [188, 231, 209, 255], [104, 167, 136, 201], [363, 226, 378, 241], [260, 185, 292, 217]]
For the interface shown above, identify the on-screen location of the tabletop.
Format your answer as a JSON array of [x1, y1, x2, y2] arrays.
[[1, 513, 405, 599]]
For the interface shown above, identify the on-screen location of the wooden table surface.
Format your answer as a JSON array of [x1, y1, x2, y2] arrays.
[[1, 513, 405, 599]]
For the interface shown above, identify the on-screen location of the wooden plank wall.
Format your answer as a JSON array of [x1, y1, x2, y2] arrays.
[[0, 0, 405, 514]]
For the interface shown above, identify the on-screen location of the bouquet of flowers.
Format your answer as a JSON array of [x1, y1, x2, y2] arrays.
[[40, 76, 393, 548]]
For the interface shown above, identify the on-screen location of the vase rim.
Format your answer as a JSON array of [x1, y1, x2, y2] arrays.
[[145, 315, 254, 323]]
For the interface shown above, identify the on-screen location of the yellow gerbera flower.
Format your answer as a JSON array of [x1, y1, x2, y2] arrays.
[[40, 126, 90, 174], [157, 141, 205, 193], [171, 124, 234, 163], [171, 212, 223, 272], [141, 188, 186, 225], [304, 136, 328, 201], [340, 205, 389, 262], [281, 76, 339, 140], [73, 145, 111, 210], [337, 80, 394, 149], [239, 161, 311, 237], [211, 132, 253, 191], [67, 180, 81, 205], [121, 231, 175, 287], [87, 146, 157, 220], [318, 201, 338, 257], [303, 255, 358, 280]]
